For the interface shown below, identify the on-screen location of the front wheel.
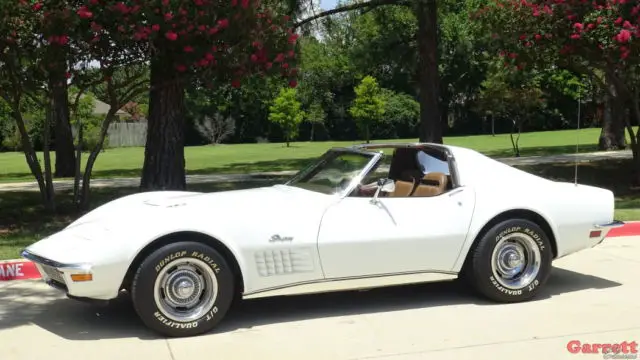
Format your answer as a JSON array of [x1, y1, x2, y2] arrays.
[[464, 219, 553, 302], [131, 241, 235, 337]]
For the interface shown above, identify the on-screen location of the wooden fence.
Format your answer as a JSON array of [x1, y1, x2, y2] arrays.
[[107, 122, 147, 147]]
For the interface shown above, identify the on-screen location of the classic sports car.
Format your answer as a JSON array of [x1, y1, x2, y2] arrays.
[[22, 143, 623, 337]]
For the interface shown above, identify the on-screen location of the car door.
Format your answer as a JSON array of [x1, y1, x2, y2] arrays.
[[316, 187, 476, 279]]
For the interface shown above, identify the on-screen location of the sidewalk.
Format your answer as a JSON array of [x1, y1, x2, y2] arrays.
[[0, 149, 632, 192]]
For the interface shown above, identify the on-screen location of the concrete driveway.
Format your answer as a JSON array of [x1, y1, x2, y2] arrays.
[[1, 236, 639, 360]]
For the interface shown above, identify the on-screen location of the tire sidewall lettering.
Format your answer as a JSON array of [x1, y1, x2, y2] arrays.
[[151, 249, 225, 329], [154, 250, 222, 274], [494, 226, 546, 251], [489, 275, 523, 296]]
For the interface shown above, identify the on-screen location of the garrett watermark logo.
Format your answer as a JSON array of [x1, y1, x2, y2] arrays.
[[567, 340, 638, 359]]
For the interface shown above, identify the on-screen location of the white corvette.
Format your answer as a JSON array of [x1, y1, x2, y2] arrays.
[[22, 143, 623, 337]]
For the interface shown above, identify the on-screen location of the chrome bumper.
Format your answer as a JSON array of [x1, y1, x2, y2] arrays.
[[594, 220, 625, 228], [21, 249, 91, 271], [21, 249, 92, 291]]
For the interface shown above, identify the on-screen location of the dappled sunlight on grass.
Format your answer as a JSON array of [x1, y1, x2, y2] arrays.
[[0, 128, 606, 182], [0, 180, 281, 259]]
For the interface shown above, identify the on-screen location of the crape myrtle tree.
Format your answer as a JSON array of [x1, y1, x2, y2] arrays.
[[1, 1, 78, 180], [476, 0, 640, 179], [1, 0, 151, 211], [73, 0, 300, 190], [0, 0, 61, 210]]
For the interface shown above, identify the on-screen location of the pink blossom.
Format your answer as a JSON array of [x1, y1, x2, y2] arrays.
[[616, 29, 632, 43], [165, 31, 178, 41]]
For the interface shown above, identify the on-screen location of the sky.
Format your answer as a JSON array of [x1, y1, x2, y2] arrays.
[[319, 0, 337, 11]]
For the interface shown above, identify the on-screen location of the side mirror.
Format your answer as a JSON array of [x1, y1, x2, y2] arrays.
[[371, 178, 395, 204], [378, 178, 395, 193]]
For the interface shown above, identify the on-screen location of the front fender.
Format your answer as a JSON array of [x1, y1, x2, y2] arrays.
[[122, 221, 247, 291]]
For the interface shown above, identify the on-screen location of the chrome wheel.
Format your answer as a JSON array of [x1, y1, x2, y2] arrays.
[[153, 258, 218, 322], [491, 233, 541, 289]]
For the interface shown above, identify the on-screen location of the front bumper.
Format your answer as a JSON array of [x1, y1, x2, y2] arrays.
[[21, 249, 92, 286], [21, 249, 121, 301]]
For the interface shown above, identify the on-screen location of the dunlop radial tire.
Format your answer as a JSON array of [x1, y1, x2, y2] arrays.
[[131, 241, 235, 337], [464, 219, 553, 303]]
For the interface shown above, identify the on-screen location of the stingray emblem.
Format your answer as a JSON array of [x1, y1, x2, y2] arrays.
[[269, 235, 294, 243]]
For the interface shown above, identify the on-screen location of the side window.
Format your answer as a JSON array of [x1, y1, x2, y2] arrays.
[[348, 155, 392, 197], [360, 155, 392, 186], [416, 151, 450, 176]]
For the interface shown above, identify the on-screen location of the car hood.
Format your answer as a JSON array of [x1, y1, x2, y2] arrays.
[[25, 184, 336, 264], [66, 184, 334, 230]]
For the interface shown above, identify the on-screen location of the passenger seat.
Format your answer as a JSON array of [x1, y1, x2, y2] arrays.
[[388, 179, 415, 197], [411, 172, 448, 197]]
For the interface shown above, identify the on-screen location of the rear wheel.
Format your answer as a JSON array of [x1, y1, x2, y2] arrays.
[[131, 241, 235, 337], [464, 219, 553, 302]]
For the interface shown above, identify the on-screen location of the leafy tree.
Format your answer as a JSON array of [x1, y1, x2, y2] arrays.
[[379, 89, 420, 139], [476, 0, 640, 179], [296, 0, 451, 143], [268, 87, 305, 147], [349, 75, 386, 143], [1, 1, 57, 210], [306, 101, 326, 141], [66, 0, 300, 190], [296, 31, 358, 141], [474, 62, 547, 156]]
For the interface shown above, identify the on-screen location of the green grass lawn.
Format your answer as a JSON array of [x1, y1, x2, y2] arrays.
[[0, 128, 606, 183], [1, 156, 638, 260]]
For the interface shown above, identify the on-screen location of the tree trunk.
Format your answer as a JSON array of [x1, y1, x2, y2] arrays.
[[73, 117, 83, 206], [630, 144, 640, 187], [42, 96, 56, 212], [510, 119, 520, 157], [80, 109, 118, 210], [140, 59, 187, 191], [598, 77, 626, 150], [11, 100, 52, 209], [416, 0, 442, 144], [49, 74, 76, 178], [628, 89, 640, 186]]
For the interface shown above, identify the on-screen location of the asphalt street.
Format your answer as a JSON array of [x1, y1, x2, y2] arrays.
[[1, 235, 638, 360]]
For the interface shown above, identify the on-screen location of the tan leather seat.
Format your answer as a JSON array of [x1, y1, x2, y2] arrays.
[[412, 172, 448, 197], [388, 179, 415, 197]]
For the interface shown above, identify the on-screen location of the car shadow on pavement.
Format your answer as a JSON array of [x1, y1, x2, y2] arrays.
[[0, 267, 621, 340]]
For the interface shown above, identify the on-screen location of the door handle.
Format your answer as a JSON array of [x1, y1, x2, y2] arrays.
[[448, 188, 464, 197]]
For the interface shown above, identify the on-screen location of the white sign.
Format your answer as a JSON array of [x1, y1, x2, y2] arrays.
[[0, 263, 24, 279]]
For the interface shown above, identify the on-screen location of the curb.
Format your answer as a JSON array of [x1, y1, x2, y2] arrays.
[[0, 259, 42, 281], [2, 222, 639, 281]]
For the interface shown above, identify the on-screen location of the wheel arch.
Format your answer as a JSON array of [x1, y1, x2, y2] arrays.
[[120, 231, 245, 296], [461, 208, 558, 273]]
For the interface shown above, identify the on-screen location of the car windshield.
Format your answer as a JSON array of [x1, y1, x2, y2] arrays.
[[286, 149, 376, 195]]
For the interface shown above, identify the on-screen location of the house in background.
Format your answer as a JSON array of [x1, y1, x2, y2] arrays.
[[92, 98, 132, 121], [89, 98, 148, 148]]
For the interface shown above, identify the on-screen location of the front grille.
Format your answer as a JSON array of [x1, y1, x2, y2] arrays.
[[40, 264, 66, 285]]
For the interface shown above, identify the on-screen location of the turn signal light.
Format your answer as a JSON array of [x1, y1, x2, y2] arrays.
[[70, 274, 93, 282]]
